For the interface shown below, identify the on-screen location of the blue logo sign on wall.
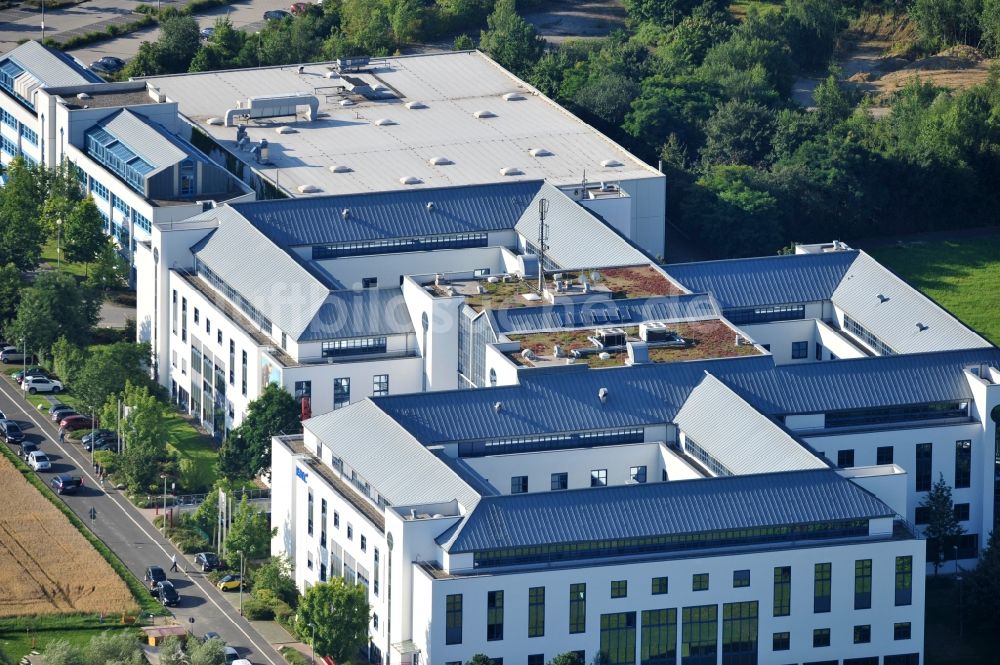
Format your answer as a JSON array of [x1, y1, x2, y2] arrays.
[[296, 467, 308, 482]]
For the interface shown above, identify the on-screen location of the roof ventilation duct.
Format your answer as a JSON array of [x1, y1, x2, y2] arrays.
[[341, 208, 351, 220], [428, 156, 452, 166], [877, 294, 889, 303], [528, 148, 552, 157], [499, 167, 522, 176], [502, 92, 525, 101], [405, 101, 427, 109], [916, 323, 929, 332], [329, 165, 352, 173], [600, 158, 623, 167], [399, 175, 422, 185], [426, 202, 435, 211], [493, 401, 503, 414], [598, 387, 609, 403], [374, 118, 396, 126], [473, 110, 496, 118]]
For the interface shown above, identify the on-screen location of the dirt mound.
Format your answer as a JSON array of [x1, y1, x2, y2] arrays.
[[847, 12, 917, 43], [937, 45, 985, 61], [848, 71, 876, 83]]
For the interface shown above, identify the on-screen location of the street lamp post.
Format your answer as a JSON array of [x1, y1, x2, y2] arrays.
[[56, 218, 62, 269], [238, 550, 245, 616], [160, 473, 169, 532], [308, 623, 316, 665]]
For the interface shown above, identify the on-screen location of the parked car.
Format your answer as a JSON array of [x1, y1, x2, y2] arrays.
[[157, 580, 180, 607], [20, 441, 38, 460], [199, 26, 215, 39], [59, 415, 95, 431], [144, 565, 166, 593], [194, 552, 221, 571], [90, 56, 125, 74], [263, 9, 291, 19], [217, 574, 242, 591], [14, 367, 47, 384], [22, 376, 63, 394], [27, 451, 51, 471], [0, 346, 34, 363], [50, 405, 76, 421], [223, 647, 239, 665], [0, 419, 24, 444], [50, 474, 83, 495], [85, 436, 119, 452], [81, 429, 114, 445]]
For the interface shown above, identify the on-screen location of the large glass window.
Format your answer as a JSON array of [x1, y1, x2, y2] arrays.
[[723, 304, 804, 325], [791, 341, 808, 359], [181, 297, 187, 342], [894, 622, 911, 640], [732, 570, 750, 588], [372, 374, 389, 397], [955, 440, 971, 488], [591, 469, 608, 487], [569, 583, 586, 634], [611, 580, 628, 598], [229, 340, 235, 385], [814, 563, 831, 613], [843, 314, 895, 356], [294, 381, 311, 409], [641, 608, 676, 665], [445, 594, 462, 645], [511, 476, 528, 494], [854, 624, 871, 644], [334, 377, 350, 409], [813, 628, 830, 647], [486, 590, 503, 641], [601, 612, 637, 665], [681, 605, 717, 665], [551, 472, 568, 490], [312, 232, 489, 259], [877, 445, 894, 465], [837, 449, 855, 468], [773, 567, 790, 617], [322, 337, 387, 358], [85, 126, 154, 196], [306, 489, 313, 535], [854, 559, 872, 610], [241, 350, 247, 396], [826, 402, 966, 429], [721, 601, 757, 665], [916, 443, 933, 492], [651, 577, 668, 595], [895, 556, 912, 606], [692, 574, 709, 591], [460, 427, 645, 457], [528, 587, 544, 638]]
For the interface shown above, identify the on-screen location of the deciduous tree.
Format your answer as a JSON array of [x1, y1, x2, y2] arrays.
[[296, 579, 369, 661], [5, 271, 100, 359], [190, 636, 226, 665], [479, 0, 545, 76], [219, 383, 301, 480], [0, 157, 46, 270], [64, 197, 107, 269], [0, 262, 22, 329], [224, 495, 274, 565]]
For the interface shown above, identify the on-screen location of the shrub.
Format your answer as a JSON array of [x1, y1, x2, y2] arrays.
[[242, 595, 275, 621]]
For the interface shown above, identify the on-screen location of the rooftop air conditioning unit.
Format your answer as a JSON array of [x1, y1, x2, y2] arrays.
[[594, 328, 626, 349], [639, 322, 669, 343]]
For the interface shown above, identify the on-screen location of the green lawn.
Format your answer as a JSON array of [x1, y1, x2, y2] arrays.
[[0, 616, 141, 662], [869, 236, 1000, 346], [39, 237, 89, 279]]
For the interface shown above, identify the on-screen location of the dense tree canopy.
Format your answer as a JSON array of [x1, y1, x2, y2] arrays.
[[479, 0, 545, 76], [219, 383, 302, 480], [296, 579, 369, 661], [5, 271, 100, 358]]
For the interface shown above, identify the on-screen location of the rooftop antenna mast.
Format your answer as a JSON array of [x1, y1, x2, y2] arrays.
[[536, 198, 549, 293]]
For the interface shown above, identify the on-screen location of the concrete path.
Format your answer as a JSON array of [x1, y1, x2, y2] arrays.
[[99, 300, 136, 329]]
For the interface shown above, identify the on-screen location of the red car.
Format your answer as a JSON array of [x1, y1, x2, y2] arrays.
[[60, 415, 96, 431], [289, 2, 308, 15]]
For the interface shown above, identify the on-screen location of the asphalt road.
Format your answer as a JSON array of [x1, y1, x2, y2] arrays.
[[0, 372, 282, 665]]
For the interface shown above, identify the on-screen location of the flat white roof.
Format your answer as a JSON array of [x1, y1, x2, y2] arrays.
[[142, 51, 660, 197]]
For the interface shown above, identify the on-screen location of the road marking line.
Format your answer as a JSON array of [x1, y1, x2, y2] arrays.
[[0, 380, 278, 665]]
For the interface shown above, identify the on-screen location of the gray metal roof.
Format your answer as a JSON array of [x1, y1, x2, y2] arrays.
[[192, 207, 330, 340], [674, 374, 828, 475], [299, 288, 414, 341], [97, 110, 193, 175], [373, 347, 1000, 443], [664, 250, 859, 309], [441, 468, 893, 553], [1, 41, 101, 90], [831, 251, 990, 354], [515, 182, 649, 268], [304, 400, 480, 510], [231, 181, 544, 247], [489, 294, 720, 335]]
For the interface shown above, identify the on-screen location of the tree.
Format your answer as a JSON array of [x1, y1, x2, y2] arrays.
[[453, 33, 475, 50], [251, 555, 298, 607], [700, 99, 777, 167], [296, 579, 370, 662], [479, 0, 545, 76], [76, 343, 153, 420], [659, 4, 733, 66], [911, 0, 982, 49], [782, 0, 845, 69], [42, 640, 84, 665], [159, 15, 202, 73], [340, 0, 394, 56], [219, 383, 301, 479], [0, 262, 22, 328], [622, 0, 715, 27], [190, 637, 226, 665], [158, 636, 186, 665], [968, 530, 1000, 627], [920, 473, 966, 574], [465, 656, 493, 665], [86, 240, 129, 292], [63, 197, 106, 270], [110, 381, 169, 494], [812, 72, 854, 129], [223, 495, 274, 566], [390, 0, 424, 47], [547, 654, 585, 665], [0, 157, 46, 270], [51, 336, 87, 387], [5, 271, 100, 359], [983, 0, 1000, 56], [84, 630, 144, 665]]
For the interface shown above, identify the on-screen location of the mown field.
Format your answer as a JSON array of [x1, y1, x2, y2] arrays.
[[868, 235, 1000, 346], [0, 454, 136, 617]]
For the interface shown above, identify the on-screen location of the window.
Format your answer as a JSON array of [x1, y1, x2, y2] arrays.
[[528, 657, 543, 665], [511, 476, 528, 494], [681, 605, 717, 665], [651, 576, 668, 595], [600, 612, 636, 665], [333, 511, 339, 529], [551, 472, 568, 491], [362, 277, 377, 288], [629, 465, 647, 483], [206, 318, 211, 334], [590, 469, 607, 487], [474, 268, 490, 277], [280, 332, 287, 350], [837, 449, 855, 468], [319, 563, 326, 581], [854, 559, 872, 610], [333, 377, 350, 409], [241, 351, 247, 396], [723, 304, 804, 325], [641, 608, 676, 665], [815, 342, 823, 360], [294, 381, 312, 409], [853, 624, 871, 644], [171, 290, 178, 334], [322, 337, 388, 358], [372, 374, 389, 397], [722, 601, 758, 665], [772, 632, 789, 651], [955, 440, 971, 488], [346, 524, 353, 541], [877, 445, 894, 465], [373, 548, 380, 596], [692, 573, 709, 591], [445, 594, 462, 644], [791, 341, 808, 359], [179, 159, 195, 196], [773, 566, 790, 616], [884, 656, 920, 665], [914, 506, 930, 525], [217, 329, 223, 345], [916, 442, 933, 491], [194, 307, 200, 324], [181, 297, 188, 341], [306, 489, 313, 536], [313, 232, 488, 258], [611, 580, 627, 598], [320, 498, 327, 545], [954, 503, 970, 521], [460, 427, 644, 457], [843, 314, 895, 356], [733, 570, 750, 588], [813, 628, 830, 648], [895, 556, 912, 606], [569, 583, 586, 634], [486, 590, 504, 641], [528, 587, 544, 638], [360, 535, 367, 552], [814, 563, 831, 613], [894, 622, 911, 640]]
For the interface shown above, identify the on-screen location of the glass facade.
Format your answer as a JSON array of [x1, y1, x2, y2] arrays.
[[773, 567, 790, 616], [321, 336, 387, 358], [197, 260, 273, 334], [334, 377, 350, 409], [843, 314, 895, 356], [569, 583, 586, 634], [85, 126, 154, 195], [721, 601, 757, 665], [460, 427, 645, 458], [528, 586, 544, 638], [640, 608, 676, 665], [445, 594, 462, 645], [681, 605, 717, 665], [916, 442, 933, 492], [855, 559, 872, 610], [814, 563, 832, 613], [723, 304, 805, 325], [312, 232, 488, 259], [486, 590, 503, 641], [600, 612, 637, 665], [895, 556, 912, 606], [955, 440, 972, 488]]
